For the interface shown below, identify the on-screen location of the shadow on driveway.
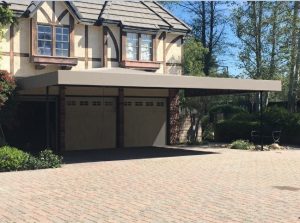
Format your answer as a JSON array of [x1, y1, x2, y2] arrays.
[[63, 147, 218, 164]]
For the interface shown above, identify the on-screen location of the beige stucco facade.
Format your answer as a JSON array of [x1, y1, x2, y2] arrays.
[[1, 1, 184, 79]]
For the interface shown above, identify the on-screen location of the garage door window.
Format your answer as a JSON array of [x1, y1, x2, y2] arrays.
[[157, 102, 164, 107], [92, 101, 101, 106]]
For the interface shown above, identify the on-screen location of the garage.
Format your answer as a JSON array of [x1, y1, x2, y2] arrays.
[[124, 97, 167, 147], [65, 97, 116, 150]]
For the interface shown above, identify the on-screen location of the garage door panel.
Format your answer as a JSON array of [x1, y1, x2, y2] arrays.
[[124, 98, 166, 147], [65, 97, 116, 150]]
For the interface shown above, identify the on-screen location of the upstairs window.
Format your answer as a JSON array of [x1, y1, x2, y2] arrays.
[[126, 33, 138, 60], [126, 33, 153, 61], [140, 34, 152, 61], [56, 27, 69, 57], [38, 25, 52, 56], [37, 24, 70, 57]]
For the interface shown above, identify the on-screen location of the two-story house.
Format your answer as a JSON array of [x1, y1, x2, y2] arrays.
[[1, 1, 281, 152]]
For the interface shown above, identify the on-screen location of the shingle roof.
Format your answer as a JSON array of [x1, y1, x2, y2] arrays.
[[4, 0, 190, 33]]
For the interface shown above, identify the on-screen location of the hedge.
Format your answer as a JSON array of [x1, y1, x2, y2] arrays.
[[214, 106, 300, 145], [214, 120, 259, 143]]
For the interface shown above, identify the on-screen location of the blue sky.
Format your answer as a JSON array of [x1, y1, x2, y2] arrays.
[[169, 3, 241, 76]]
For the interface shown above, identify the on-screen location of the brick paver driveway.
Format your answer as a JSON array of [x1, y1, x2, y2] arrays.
[[0, 146, 299, 223]]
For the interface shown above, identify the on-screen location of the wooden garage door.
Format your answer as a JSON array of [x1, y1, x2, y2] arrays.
[[65, 97, 116, 150], [124, 98, 167, 147]]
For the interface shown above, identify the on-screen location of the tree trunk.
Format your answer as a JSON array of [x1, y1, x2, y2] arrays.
[[269, 2, 278, 79], [288, 1, 299, 112], [201, 1, 206, 47], [250, 2, 263, 111], [292, 31, 300, 112]]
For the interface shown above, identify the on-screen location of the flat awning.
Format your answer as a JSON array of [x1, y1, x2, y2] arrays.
[[17, 68, 281, 94]]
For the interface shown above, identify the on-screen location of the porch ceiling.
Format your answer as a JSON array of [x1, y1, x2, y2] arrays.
[[16, 68, 281, 95]]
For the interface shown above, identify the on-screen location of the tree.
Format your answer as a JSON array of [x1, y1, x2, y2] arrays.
[[287, 2, 300, 112], [232, 2, 292, 109], [183, 37, 208, 76], [171, 1, 227, 76], [0, 70, 15, 108], [0, 3, 14, 42], [0, 5, 15, 109]]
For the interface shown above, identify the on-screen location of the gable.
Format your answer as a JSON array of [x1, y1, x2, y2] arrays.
[[35, 1, 73, 25]]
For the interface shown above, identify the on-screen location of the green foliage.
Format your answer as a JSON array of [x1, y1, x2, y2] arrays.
[[38, 149, 62, 168], [209, 104, 247, 120], [214, 106, 300, 145], [0, 146, 30, 171], [230, 112, 257, 122], [0, 6, 14, 26], [263, 106, 300, 144], [183, 37, 208, 76], [0, 70, 16, 108], [230, 140, 253, 150], [0, 146, 63, 172], [0, 5, 14, 38], [215, 120, 259, 142]]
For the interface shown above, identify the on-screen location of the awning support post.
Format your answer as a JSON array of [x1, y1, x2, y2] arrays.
[[260, 91, 263, 151], [46, 86, 50, 148]]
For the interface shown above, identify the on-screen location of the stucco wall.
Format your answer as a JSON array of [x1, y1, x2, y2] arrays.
[[0, 2, 183, 79]]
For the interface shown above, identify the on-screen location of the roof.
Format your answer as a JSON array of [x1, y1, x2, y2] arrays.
[[17, 68, 282, 94], [4, 0, 190, 33]]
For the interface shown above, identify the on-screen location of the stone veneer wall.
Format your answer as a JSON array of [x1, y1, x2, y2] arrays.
[[168, 89, 180, 145]]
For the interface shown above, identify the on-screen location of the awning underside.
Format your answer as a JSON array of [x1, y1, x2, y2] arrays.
[[17, 68, 281, 96]]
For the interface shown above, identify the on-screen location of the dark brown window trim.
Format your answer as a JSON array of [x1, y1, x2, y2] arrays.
[[122, 31, 158, 69], [31, 17, 76, 67], [120, 60, 160, 70], [30, 55, 78, 66]]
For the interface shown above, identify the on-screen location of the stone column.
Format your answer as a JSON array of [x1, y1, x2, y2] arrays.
[[168, 89, 180, 145], [59, 86, 66, 152]]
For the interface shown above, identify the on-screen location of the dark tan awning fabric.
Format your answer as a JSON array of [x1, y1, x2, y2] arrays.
[[17, 68, 281, 93]]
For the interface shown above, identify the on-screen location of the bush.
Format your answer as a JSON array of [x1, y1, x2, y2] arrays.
[[25, 156, 44, 170], [0, 70, 16, 108], [38, 149, 62, 168], [0, 146, 30, 171], [214, 120, 259, 142], [209, 104, 247, 120], [231, 112, 257, 122], [214, 106, 300, 145], [230, 140, 253, 150], [0, 146, 62, 172]]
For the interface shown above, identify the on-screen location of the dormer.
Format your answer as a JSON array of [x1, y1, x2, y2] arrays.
[[29, 1, 78, 69]]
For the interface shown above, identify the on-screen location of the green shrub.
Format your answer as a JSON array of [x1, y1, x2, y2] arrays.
[[209, 104, 247, 120], [0, 146, 30, 171], [38, 149, 62, 168], [0, 146, 62, 172], [231, 112, 257, 122], [25, 156, 44, 170], [214, 106, 300, 145], [214, 120, 259, 142], [230, 140, 253, 150]]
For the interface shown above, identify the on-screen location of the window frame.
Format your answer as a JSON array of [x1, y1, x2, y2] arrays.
[[36, 23, 70, 58], [125, 32, 154, 62], [55, 26, 70, 57], [37, 24, 52, 56]]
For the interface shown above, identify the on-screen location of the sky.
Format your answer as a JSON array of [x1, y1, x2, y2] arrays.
[[168, 3, 241, 76]]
